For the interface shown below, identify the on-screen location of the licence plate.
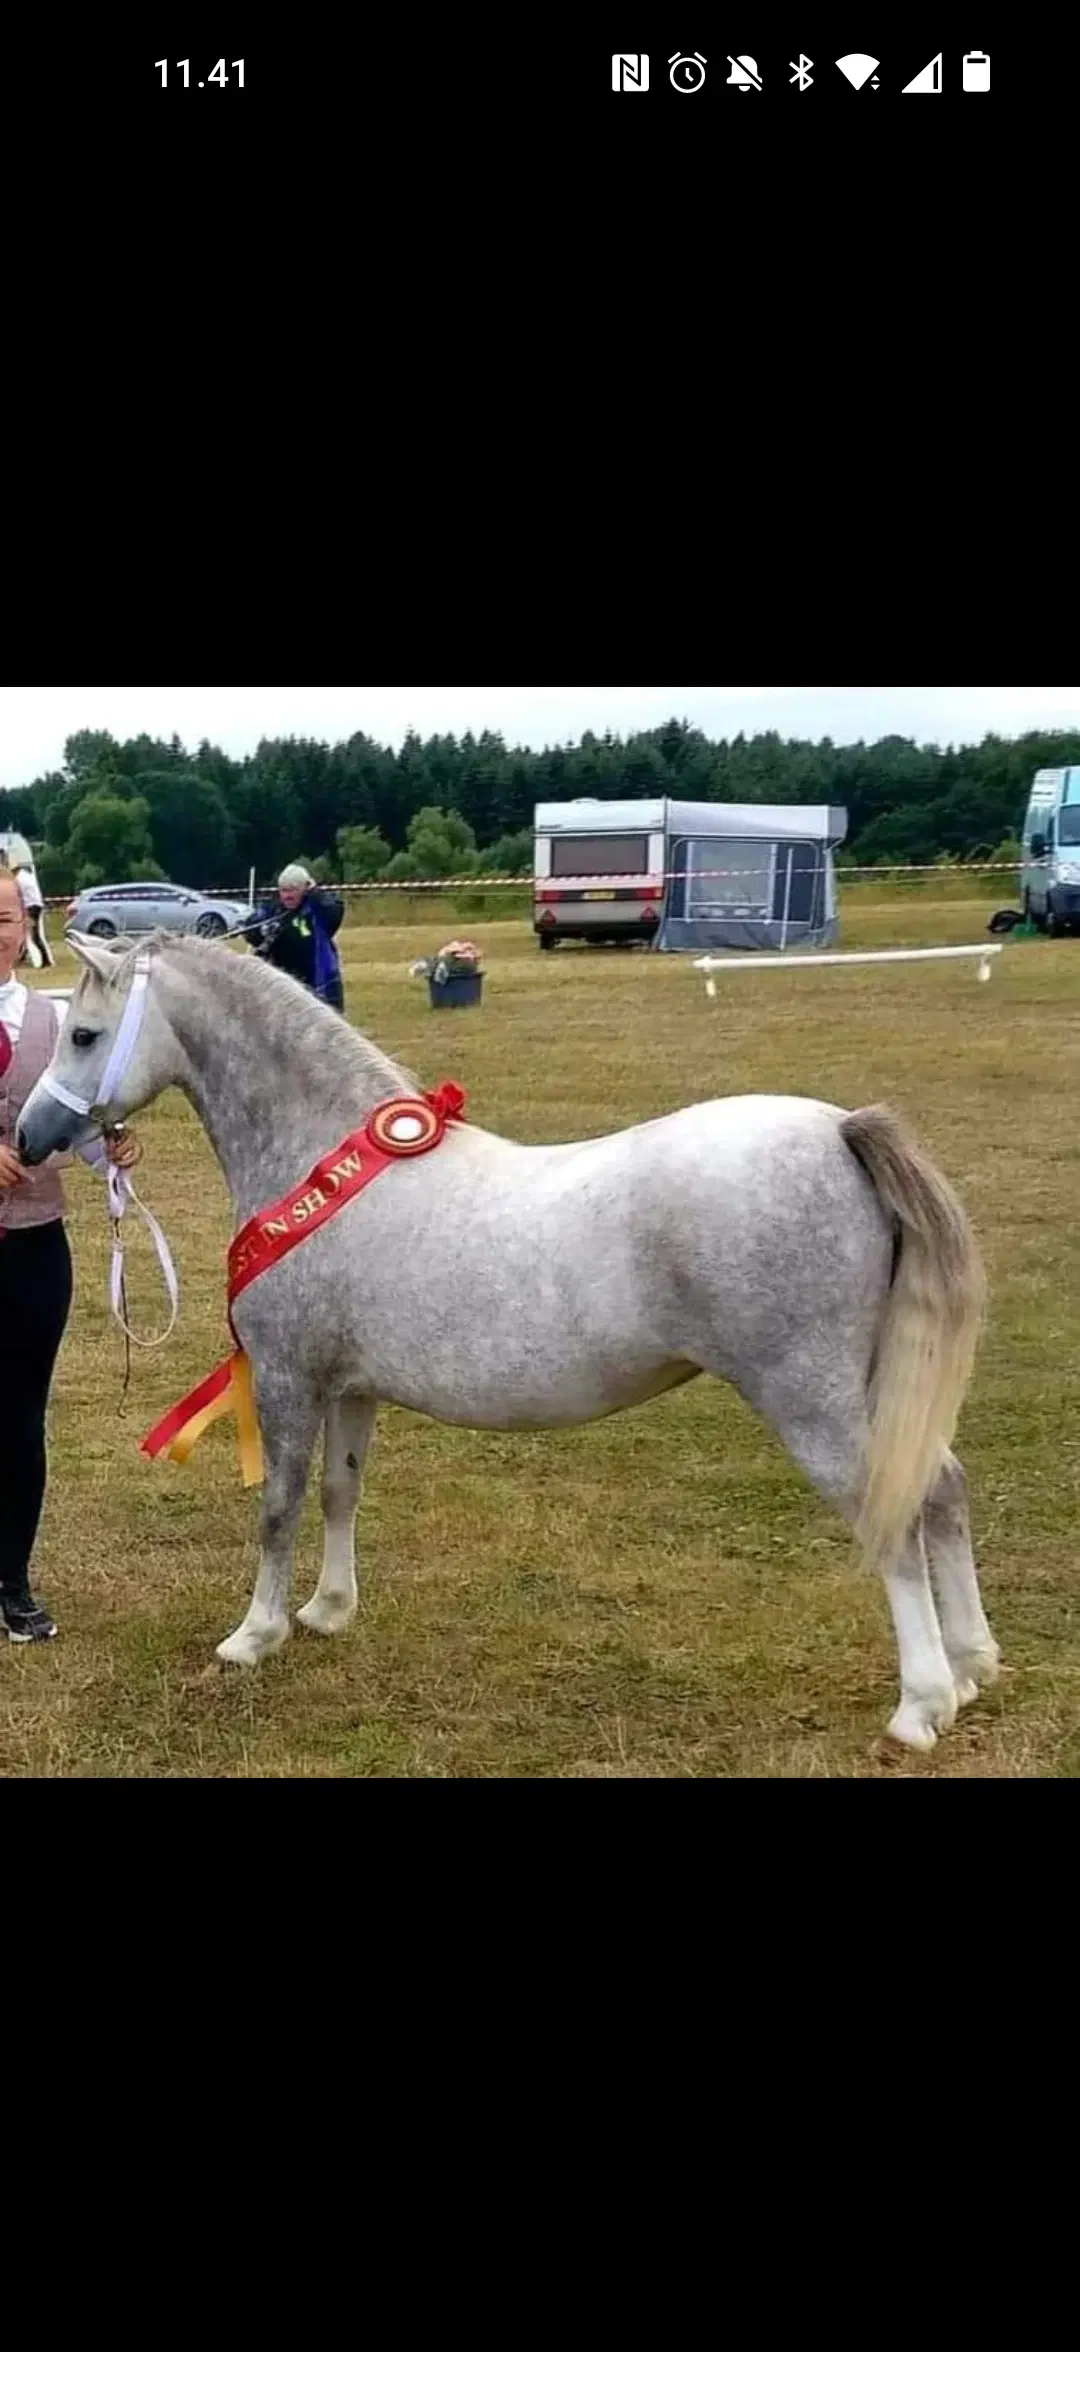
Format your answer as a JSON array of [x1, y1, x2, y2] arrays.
[[582, 889, 616, 902]]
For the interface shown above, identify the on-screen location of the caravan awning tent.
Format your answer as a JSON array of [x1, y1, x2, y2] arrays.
[[657, 802, 848, 952]]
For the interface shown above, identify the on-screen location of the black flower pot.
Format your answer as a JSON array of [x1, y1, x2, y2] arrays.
[[429, 971, 483, 1009]]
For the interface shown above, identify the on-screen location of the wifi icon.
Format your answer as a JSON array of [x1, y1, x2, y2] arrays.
[[836, 51, 880, 87]]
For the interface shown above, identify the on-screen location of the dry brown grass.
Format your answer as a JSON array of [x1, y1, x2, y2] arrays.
[[3, 894, 1077, 1777]]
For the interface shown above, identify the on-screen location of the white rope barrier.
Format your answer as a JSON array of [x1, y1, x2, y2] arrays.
[[32, 859, 1027, 907], [205, 860, 1024, 896]]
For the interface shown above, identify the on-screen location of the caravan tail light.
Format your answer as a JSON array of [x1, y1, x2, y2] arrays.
[[537, 908, 556, 928], [640, 905, 659, 926]]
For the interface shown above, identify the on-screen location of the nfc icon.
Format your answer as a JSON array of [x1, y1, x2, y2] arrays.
[[612, 53, 649, 89]]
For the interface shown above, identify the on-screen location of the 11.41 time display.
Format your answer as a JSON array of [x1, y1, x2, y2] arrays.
[[155, 59, 245, 85]]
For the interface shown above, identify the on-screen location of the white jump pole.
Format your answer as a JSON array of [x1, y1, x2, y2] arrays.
[[695, 943, 1003, 999]]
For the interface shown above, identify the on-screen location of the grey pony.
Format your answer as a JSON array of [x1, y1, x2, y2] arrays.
[[16, 928, 1001, 1753]]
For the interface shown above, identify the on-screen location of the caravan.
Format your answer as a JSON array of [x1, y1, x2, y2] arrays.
[[532, 799, 667, 949], [1020, 768, 1080, 934], [533, 799, 848, 952]]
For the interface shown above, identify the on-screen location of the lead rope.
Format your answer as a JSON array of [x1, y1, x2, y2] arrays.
[[36, 956, 179, 1408], [105, 1156, 180, 1413], [114, 1207, 133, 1410]]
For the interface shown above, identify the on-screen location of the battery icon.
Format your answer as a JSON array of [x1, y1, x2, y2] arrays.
[[963, 51, 990, 89]]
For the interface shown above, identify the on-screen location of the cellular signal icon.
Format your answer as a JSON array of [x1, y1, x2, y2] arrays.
[[902, 51, 942, 90], [612, 52, 649, 88]]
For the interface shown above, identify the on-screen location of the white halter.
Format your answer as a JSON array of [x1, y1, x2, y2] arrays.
[[34, 955, 180, 1346], [38, 954, 152, 1119]]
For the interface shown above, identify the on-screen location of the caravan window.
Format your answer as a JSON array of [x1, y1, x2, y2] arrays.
[[682, 839, 773, 919], [1057, 804, 1080, 847], [549, 834, 650, 877]]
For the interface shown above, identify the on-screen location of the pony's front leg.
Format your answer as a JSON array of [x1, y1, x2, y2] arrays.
[[216, 1398, 321, 1668], [297, 1393, 377, 1638]]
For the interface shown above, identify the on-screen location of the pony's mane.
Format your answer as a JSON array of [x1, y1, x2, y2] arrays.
[[77, 929, 420, 1097], [99, 929, 159, 986]]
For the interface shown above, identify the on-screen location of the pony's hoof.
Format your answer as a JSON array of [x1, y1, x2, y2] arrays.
[[297, 1592, 358, 1637], [887, 1686, 957, 1751], [216, 1622, 289, 1667], [953, 1676, 980, 1708], [956, 1645, 1002, 1692]]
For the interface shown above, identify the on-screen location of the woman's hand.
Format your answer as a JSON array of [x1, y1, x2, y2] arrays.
[[104, 1128, 142, 1171], [0, 1142, 27, 1190]]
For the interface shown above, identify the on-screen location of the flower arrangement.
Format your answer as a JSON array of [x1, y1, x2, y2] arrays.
[[409, 939, 484, 985]]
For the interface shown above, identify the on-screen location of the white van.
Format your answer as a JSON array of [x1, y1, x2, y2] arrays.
[[1021, 768, 1080, 934]]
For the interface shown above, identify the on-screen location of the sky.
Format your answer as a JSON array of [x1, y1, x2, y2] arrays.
[[3, 687, 1080, 789]]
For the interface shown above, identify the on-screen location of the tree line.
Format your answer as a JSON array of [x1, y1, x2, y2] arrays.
[[2, 719, 1077, 895]]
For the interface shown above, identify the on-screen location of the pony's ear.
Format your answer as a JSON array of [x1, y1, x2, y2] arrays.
[[66, 929, 115, 978]]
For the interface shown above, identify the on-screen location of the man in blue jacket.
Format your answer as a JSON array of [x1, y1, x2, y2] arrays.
[[241, 863, 345, 1012]]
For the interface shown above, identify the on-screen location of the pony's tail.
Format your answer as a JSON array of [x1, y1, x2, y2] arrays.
[[840, 1105, 986, 1571]]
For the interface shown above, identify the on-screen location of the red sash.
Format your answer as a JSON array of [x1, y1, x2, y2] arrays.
[[141, 1083, 465, 1485]]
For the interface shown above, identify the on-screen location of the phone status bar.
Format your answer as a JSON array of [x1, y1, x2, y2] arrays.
[[611, 49, 993, 96]]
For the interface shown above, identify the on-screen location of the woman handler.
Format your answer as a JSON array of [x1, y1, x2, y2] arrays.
[[0, 870, 139, 1642], [241, 863, 345, 1012]]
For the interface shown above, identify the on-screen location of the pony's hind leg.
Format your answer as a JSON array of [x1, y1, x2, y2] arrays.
[[297, 1393, 377, 1637], [922, 1447, 1001, 1706], [878, 1517, 960, 1751], [754, 1378, 958, 1752], [216, 1393, 321, 1667]]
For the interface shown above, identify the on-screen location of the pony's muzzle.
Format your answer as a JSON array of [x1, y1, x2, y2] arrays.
[[15, 1096, 79, 1164], [20, 1124, 73, 1156]]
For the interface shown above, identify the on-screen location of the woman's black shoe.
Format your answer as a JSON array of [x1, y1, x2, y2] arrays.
[[1, 1582, 58, 1642]]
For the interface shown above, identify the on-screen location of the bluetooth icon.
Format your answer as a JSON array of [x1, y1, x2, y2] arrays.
[[789, 52, 813, 88]]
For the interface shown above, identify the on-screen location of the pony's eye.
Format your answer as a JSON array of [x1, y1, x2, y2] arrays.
[[71, 1027, 100, 1049]]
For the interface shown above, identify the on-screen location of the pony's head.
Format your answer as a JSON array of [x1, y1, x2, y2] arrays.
[[16, 930, 182, 1162]]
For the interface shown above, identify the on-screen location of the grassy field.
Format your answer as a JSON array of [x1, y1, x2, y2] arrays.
[[3, 887, 1076, 1778]]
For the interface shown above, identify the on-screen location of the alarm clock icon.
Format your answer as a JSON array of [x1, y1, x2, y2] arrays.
[[669, 51, 706, 90]]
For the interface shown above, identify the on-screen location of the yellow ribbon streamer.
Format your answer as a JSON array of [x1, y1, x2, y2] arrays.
[[160, 1351, 265, 1486]]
